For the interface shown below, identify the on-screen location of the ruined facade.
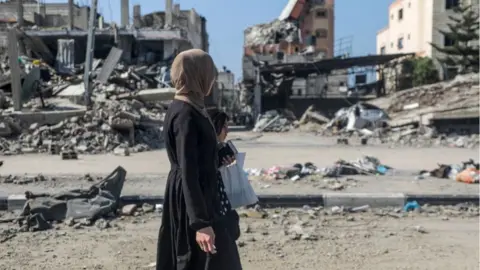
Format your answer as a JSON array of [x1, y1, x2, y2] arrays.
[[0, 0, 208, 68], [278, 0, 335, 57], [0, 1, 95, 47], [298, 0, 335, 58]]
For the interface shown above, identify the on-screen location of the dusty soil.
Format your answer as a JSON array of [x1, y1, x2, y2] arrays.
[[0, 133, 478, 196], [0, 205, 478, 270]]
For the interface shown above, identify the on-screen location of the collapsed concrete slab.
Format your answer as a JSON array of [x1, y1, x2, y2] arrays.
[[113, 88, 176, 102], [8, 109, 87, 126]]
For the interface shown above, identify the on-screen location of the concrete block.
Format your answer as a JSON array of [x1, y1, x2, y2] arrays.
[[323, 193, 406, 208], [56, 83, 85, 105], [8, 194, 27, 211]]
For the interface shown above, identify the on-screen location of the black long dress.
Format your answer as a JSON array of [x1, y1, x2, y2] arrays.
[[156, 100, 242, 270]]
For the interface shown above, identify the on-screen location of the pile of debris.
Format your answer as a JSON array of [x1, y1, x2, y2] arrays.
[[319, 156, 392, 178], [379, 73, 480, 147], [386, 73, 479, 114], [253, 109, 296, 132], [246, 162, 319, 181], [244, 20, 300, 46], [0, 99, 166, 155], [417, 159, 479, 184], [0, 44, 178, 155], [245, 161, 360, 191], [296, 74, 480, 148], [0, 167, 160, 232]]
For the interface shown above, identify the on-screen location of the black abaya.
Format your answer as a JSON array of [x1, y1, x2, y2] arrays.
[[156, 100, 242, 270]]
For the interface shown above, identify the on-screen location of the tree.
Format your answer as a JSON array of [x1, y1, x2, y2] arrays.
[[398, 57, 439, 89], [430, 3, 479, 74], [412, 57, 439, 86]]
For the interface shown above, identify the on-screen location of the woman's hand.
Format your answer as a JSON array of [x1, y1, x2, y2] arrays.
[[196, 226, 216, 254], [222, 155, 236, 166]]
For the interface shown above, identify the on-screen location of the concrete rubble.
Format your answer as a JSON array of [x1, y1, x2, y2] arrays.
[[0, 0, 209, 156], [1, 99, 166, 155], [296, 73, 480, 148], [244, 20, 300, 46], [0, 50, 173, 155], [253, 109, 296, 132]]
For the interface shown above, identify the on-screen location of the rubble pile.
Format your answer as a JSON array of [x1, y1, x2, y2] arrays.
[[244, 20, 300, 46], [380, 73, 480, 147], [0, 99, 167, 155], [386, 73, 479, 114], [320, 156, 392, 178], [295, 74, 480, 148], [0, 40, 180, 156], [253, 109, 296, 132]]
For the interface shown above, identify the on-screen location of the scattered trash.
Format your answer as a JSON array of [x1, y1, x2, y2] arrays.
[[417, 159, 479, 184], [320, 156, 392, 178], [456, 168, 480, 184], [403, 201, 421, 212]]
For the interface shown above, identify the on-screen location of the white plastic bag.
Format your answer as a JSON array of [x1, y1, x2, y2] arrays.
[[219, 152, 258, 209]]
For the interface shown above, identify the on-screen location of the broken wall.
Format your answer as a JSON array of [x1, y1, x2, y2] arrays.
[[217, 71, 235, 90], [0, 2, 90, 33], [139, 8, 204, 50]]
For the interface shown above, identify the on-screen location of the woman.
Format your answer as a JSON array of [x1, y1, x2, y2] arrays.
[[156, 49, 242, 270], [207, 108, 241, 241]]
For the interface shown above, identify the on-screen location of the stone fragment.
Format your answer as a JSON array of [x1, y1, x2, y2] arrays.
[[141, 203, 155, 213], [122, 204, 138, 216]]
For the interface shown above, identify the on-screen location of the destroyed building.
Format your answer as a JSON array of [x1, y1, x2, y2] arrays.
[[240, 0, 357, 125], [0, 0, 97, 47], [0, 0, 211, 156]]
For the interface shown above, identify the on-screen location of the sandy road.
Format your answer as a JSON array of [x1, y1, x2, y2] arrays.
[[0, 206, 478, 270], [0, 133, 477, 196]]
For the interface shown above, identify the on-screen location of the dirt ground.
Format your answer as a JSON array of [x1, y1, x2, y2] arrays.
[[0, 133, 478, 196], [0, 133, 477, 269], [0, 205, 478, 270]]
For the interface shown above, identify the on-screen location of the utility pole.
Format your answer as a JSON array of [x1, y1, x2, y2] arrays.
[[16, 0, 24, 27], [83, 0, 98, 108], [16, 0, 26, 55], [68, 0, 74, 30], [8, 29, 22, 111]]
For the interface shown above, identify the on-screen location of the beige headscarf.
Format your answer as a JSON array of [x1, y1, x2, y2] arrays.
[[171, 49, 217, 116]]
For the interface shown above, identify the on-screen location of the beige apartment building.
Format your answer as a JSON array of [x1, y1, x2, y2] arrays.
[[376, 0, 479, 72]]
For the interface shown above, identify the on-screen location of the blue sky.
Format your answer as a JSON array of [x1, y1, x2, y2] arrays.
[[48, 0, 391, 80]]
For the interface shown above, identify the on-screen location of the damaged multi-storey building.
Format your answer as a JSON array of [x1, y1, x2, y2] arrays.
[[0, 0, 94, 47], [241, 0, 415, 127], [0, 0, 208, 65], [241, 0, 352, 121], [0, 0, 212, 156]]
